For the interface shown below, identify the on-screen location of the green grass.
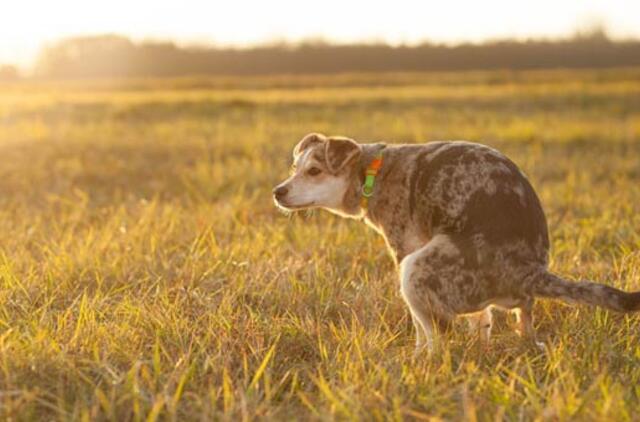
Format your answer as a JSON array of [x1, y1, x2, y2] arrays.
[[1, 68, 640, 420]]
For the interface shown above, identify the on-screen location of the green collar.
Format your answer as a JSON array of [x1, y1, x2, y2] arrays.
[[360, 149, 384, 210]]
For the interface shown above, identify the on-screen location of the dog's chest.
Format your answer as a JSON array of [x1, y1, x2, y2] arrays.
[[402, 230, 428, 256]]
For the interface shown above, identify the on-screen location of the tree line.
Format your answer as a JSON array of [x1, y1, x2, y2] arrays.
[[34, 32, 640, 79]]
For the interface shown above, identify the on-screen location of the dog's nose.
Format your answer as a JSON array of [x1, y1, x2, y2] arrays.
[[273, 185, 289, 199]]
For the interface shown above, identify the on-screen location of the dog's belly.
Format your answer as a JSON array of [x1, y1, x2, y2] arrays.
[[457, 296, 524, 315]]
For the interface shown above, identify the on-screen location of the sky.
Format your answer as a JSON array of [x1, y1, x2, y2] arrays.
[[2, 0, 639, 69]]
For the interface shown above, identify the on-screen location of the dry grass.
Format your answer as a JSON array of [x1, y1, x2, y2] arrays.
[[1, 69, 640, 420]]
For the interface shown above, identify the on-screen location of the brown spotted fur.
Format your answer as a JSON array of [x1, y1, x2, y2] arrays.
[[274, 133, 640, 353]]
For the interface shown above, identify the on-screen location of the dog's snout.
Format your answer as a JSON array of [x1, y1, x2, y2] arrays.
[[273, 185, 289, 199]]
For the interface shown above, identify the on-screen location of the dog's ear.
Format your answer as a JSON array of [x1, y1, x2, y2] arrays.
[[325, 137, 361, 174], [293, 133, 326, 158]]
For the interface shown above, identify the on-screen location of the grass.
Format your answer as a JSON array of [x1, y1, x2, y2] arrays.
[[1, 68, 640, 420]]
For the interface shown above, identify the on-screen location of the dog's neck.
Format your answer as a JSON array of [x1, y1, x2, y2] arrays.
[[357, 143, 395, 225], [337, 143, 425, 263], [336, 143, 387, 218]]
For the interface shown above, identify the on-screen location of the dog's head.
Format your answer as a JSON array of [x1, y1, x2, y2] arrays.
[[273, 133, 362, 215]]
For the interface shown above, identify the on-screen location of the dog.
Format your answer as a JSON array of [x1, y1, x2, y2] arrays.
[[273, 133, 640, 353]]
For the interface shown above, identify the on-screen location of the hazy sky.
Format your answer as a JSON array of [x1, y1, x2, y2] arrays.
[[2, 0, 639, 68]]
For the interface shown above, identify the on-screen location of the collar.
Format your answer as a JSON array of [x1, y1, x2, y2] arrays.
[[360, 148, 384, 210]]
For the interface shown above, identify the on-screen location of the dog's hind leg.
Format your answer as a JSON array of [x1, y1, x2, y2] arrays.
[[400, 237, 458, 355], [467, 307, 493, 346], [409, 311, 434, 353], [411, 313, 427, 349], [513, 296, 544, 350]]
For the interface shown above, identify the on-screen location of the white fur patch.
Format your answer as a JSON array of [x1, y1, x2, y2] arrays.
[[276, 147, 350, 211]]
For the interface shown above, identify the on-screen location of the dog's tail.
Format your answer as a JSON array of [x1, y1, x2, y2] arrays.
[[531, 271, 640, 312]]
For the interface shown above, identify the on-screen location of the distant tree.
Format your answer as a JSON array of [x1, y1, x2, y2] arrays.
[[0, 65, 19, 80], [573, 20, 610, 42], [36, 35, 137, 78], [34, 33, 640, 79]]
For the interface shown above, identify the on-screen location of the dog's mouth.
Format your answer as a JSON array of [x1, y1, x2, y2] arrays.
[[273, 197, 315, 211]]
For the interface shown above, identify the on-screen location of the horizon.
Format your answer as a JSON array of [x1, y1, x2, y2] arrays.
[[2, 0, 640, 70]]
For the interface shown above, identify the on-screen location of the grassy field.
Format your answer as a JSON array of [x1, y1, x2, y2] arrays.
[[1, 68, 640, 420]]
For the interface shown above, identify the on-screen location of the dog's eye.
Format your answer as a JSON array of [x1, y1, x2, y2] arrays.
[[307, 167, 322, 176]]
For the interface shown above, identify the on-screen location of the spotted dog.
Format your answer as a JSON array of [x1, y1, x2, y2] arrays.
[[273, 133, 640, 353]]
